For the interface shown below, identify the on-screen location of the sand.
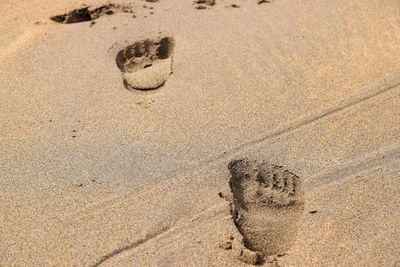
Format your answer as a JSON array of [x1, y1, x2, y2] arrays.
[[1, 0, 400, 266]]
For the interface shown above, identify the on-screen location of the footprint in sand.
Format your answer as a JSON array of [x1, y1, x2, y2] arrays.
[[193, 0, 216, 9], [51, 4, 133, 24], [228, 158, 305, 261], [115, 37, 176, 91]]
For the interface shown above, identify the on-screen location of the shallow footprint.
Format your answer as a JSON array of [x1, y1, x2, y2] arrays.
[[228, 158, 305, 259], [116, 37, 176, 91]]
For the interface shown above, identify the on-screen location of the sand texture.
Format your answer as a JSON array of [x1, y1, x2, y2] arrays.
[[1, 0, 400, 266]]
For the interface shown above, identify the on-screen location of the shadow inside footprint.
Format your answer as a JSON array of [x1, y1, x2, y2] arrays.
[[51, 4, 133, 24], [116, 37, 176, 91], [228, 158, 305, 258]]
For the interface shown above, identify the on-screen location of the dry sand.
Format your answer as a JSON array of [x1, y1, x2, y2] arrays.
[[1, 0, 400, 266]]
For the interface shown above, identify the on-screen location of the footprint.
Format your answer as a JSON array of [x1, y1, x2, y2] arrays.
[[51, 4, 133, 24], [193, 0, 216, 9], [228, 158, 304, 259], [115, 37, 176, 91]]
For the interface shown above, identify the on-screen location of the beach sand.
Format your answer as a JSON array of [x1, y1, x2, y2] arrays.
[[1, 0, 400, 266]]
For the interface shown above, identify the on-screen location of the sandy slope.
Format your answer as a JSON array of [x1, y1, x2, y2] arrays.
[[1, 0, 400, 266]]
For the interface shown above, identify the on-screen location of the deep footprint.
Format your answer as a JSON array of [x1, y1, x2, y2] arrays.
[[228, 158, 305, 260], [116, 37, 175, 91], [51, 4, 133, 24]]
